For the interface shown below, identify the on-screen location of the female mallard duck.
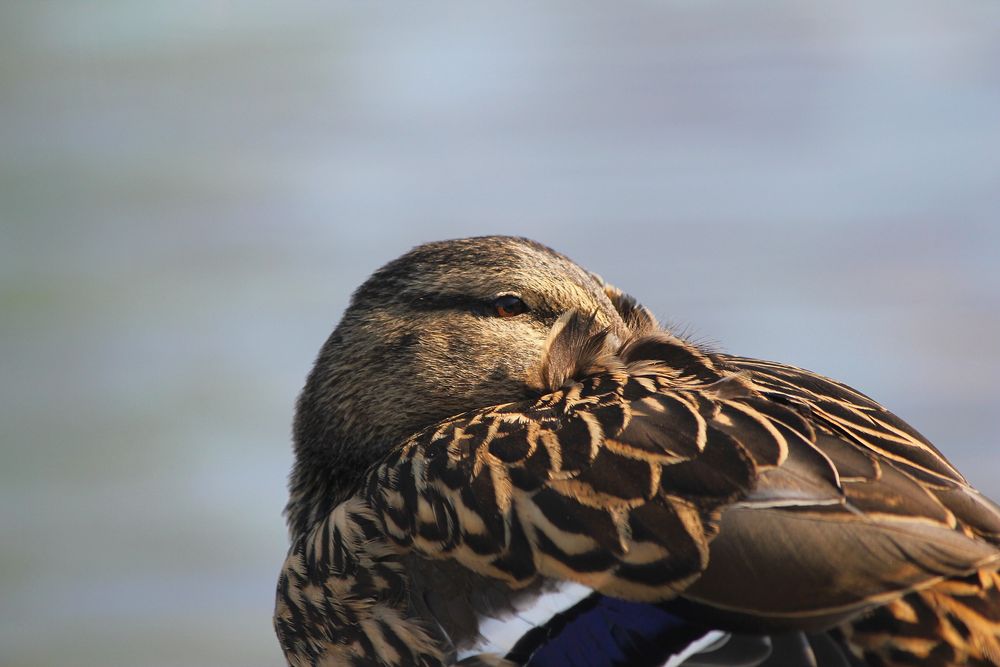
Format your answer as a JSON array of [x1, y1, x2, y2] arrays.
[[275, 236, 1000, 667]]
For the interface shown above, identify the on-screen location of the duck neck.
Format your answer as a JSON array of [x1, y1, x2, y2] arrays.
[[285, 383, 383, 542]]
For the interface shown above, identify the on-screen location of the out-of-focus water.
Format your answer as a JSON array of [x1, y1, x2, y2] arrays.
[[1, 3, 999, 666]]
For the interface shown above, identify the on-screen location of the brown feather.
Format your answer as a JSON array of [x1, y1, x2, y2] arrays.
[[276, 237, 1000, 666]]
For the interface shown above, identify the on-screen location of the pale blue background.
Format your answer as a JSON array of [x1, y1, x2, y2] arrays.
[[2, 2, 998, 666]]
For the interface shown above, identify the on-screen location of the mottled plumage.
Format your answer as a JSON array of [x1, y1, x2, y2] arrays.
[[275, 237, 1000, 667]]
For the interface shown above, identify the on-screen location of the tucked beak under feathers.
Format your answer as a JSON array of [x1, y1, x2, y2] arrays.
[[275, 236, 1000, 667]]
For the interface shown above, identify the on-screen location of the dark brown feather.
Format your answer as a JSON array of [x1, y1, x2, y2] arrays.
[[276, 238, 1000, 666]]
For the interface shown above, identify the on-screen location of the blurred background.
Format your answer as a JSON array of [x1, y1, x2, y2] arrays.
[[2, 2, 999, 665]]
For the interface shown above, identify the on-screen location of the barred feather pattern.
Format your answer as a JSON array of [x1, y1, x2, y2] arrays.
[[838, 570, 1000, 667], [274, 498, 445, 667], [364, 314, 771, 603], [276, 310, 1000, 666], [721, 357, 968, 499], [716, 357, 1000, 664]]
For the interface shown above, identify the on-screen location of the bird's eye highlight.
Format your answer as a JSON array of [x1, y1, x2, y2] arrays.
[[492, 295, 528, 318]]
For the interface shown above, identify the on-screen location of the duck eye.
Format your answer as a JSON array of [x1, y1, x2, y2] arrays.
[[492, 294, 528, 318]]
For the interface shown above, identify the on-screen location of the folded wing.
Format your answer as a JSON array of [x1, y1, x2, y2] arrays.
[[276, 310, 1000, 666], [368, 312, 999, 619]]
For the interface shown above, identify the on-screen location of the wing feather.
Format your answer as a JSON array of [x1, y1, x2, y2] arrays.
[[366, 314, 756, 600], [365, 317, 1000, 624], [277, 311, 1000, 665], [362, 314, 1000, 615]]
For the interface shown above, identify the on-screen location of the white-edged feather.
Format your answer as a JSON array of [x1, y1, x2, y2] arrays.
[[456, 581, 594, 660], [664, 630, 729, 667]]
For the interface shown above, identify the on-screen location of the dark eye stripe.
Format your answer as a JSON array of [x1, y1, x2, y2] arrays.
[[493, 295, 529, 318], [409, 294, 483, 312]]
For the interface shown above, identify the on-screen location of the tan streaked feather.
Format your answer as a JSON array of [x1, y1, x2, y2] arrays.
[[276, 238, 1000, 667]]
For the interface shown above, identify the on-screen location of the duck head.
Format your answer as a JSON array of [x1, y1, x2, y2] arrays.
[[286, 236, 642, 538]]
